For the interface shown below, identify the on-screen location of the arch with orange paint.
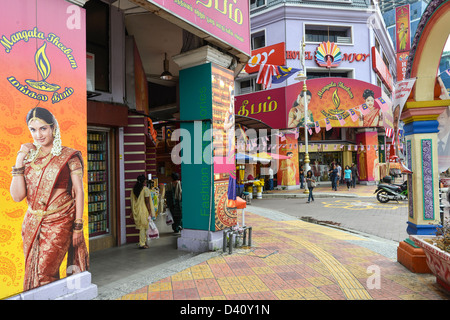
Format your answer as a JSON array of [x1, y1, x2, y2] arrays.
[[400, 0, 450, 236]]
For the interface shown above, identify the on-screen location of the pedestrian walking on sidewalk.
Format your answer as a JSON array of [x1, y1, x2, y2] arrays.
[[306, 170, 315, 203], [299, 165, 305, 189], [329, 163, 338, 191], [336, 162, 342, 187], [131, 175, 156, 249], [351, 163, 359, 188], [344, 165, 352, 190]]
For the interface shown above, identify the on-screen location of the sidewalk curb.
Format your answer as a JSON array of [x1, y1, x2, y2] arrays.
[[261, 192, 375, 199]]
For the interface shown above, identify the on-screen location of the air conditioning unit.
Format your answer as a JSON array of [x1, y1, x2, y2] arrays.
[[336, 36, 352, 44]]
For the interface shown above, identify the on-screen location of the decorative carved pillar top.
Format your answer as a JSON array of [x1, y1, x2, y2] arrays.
[[65, 0, 89, 7], [173, 45, 234, 71]]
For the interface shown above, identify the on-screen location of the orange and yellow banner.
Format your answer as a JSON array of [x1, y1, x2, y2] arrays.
[[0, 0, 87, 299]]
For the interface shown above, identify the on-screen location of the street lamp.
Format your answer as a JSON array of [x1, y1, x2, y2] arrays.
[[295, 38, 311, 194]]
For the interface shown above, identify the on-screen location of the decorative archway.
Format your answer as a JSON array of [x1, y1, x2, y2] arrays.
[[401, 0, 450, 235]]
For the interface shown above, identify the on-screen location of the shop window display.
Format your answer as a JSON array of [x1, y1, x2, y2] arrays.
[[87, 131, 109, 236]]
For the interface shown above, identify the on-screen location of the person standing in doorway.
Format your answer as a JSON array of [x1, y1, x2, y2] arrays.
[[306, 170, 315, 203], [166, 172, 182, 233]]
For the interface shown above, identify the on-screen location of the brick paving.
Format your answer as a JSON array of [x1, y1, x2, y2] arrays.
[[119, 209, 450, 300]]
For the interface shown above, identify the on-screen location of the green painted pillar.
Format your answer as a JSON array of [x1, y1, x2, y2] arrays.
[[174, 51, 237, 252]]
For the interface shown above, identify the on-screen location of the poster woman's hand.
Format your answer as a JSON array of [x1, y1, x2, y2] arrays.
[[19, 142, 36, 154], [73, 230, 83, 247]]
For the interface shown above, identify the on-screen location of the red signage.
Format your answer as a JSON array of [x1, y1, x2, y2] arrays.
[[396, 52, 409, 82], [286, 51, 369, 63], [371, 46, 393, 92], [235, 78, 382, 130], [244, 42, 286, 74], [235, 86, 286, 128]]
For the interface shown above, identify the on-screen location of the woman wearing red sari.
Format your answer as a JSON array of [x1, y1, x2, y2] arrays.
[[10, 106, 88, 291]]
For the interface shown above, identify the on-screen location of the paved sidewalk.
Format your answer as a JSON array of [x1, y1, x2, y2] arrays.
[[117, 208, 450, 301]]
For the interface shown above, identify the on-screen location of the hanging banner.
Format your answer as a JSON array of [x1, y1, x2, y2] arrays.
[[437, 106, 450, 173], [396, 52, 409, 82], [379, 92, 394, 136], [277, 134, 299, 187], [244, 42, 285, 74], [0, 0, 87, 299], [392, 78, 416, 137], [395, 4, 411, 53]]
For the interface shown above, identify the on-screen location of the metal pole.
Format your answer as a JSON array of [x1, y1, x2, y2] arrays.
[[303, 80, 310, 173]]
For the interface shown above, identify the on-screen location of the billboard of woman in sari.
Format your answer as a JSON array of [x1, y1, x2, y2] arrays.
[[10, 107, 88, 291]]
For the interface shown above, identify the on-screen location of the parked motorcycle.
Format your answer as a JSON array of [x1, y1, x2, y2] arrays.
[[374, 180, 408, 203]]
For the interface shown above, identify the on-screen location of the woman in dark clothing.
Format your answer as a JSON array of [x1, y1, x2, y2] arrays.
[[306, 170, 315, 203], [328, 163, 338, 191], [166, 172, 182, 232]]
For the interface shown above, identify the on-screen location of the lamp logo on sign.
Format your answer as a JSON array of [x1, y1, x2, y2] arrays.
[[1, 27, 77, 104]]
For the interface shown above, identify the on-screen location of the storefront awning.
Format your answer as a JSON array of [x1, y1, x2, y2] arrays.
[[235, 115, 272, 130], [254, 152, 290, 160], [236, 153, 271, 164]]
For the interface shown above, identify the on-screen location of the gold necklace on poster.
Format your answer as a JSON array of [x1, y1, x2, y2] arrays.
[[30, 149, 53, 174]]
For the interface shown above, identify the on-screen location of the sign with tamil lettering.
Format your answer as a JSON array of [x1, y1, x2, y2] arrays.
[[147, 0, 250, 55]]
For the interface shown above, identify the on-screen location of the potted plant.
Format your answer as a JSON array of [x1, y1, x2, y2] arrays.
[[410, 217, 450, 291]]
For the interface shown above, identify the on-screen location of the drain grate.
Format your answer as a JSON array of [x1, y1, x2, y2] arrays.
[[301, 216, 341, 226]]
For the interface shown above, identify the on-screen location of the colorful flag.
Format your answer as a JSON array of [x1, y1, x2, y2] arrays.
[[337, 113, 345, 126], [359, 103, 370, 115], [348, 108, 359, 122], [314, 121, 321, 134], [325, 118, 332, 131], [385, 127, 394, 138], [256, 64, 279, 89], [375, 97, 389, 113], [271, 66, 301, 84], [308, 125, 313, 135]]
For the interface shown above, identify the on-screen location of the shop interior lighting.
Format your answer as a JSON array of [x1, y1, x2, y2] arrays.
[[160, 53, 173, 80]]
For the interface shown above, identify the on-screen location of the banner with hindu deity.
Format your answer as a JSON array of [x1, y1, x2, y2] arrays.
[[0, 0, 87, 299]]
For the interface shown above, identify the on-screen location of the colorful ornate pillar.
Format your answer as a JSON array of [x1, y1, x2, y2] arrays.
[[401, 102, 448, 235]]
